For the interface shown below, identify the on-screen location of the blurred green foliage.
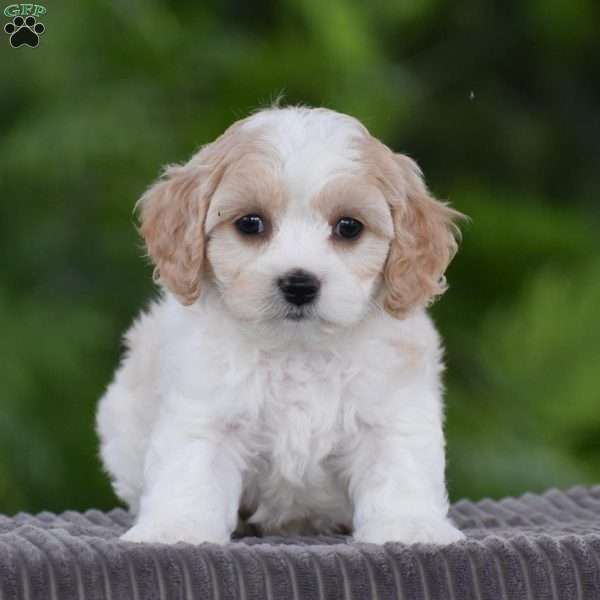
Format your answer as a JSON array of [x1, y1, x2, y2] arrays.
[[0, 0, 598, 514]]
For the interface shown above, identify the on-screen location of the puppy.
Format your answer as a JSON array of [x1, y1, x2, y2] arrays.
[[96, 106, 465, 545]]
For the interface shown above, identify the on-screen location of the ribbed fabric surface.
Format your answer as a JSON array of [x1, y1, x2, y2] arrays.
[[1, 486, 600, 599]]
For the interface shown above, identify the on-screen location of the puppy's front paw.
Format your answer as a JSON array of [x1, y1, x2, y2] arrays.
[[354, 516, 464, 545], [121, 520, 230, 545]]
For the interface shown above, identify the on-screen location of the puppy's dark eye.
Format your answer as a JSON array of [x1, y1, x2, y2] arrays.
[[235, 214, 265, 236], [333, 217, 363, 240]]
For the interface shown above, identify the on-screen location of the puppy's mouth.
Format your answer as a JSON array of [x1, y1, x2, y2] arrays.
[[283, 306, 314, 321]]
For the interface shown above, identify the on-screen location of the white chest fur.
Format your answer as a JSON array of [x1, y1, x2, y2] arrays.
[[241, 348, 357, 531], [145, 295, 442, 533]]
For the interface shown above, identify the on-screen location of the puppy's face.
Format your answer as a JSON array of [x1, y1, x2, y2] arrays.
[[138, 108, 462, 327], [205, 157, 393, 326]]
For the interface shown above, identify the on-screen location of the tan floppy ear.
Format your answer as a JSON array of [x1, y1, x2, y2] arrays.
[[137, 119, 254, 303], [137, 160, 214, 305], [383, 154, 464, 318]]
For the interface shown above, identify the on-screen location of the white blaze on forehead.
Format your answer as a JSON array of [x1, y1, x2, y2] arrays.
[[264, 216, 332, 277], [242, 107, 367, 211]]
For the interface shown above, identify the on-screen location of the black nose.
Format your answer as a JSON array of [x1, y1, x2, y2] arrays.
[[277, 269, 321, 306]]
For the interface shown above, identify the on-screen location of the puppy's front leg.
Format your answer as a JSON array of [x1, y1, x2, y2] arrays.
[[351, 424, 464, 545], [121, 407, 242, 545]]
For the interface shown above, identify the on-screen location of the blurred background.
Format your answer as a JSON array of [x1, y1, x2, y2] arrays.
[[1, 0, 599, 514]]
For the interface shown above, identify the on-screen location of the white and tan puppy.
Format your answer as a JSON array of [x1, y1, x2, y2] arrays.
[[97, 106, 465, 545]]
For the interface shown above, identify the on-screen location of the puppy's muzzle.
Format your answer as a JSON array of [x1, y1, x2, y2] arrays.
[[277, 269, 321, 306]]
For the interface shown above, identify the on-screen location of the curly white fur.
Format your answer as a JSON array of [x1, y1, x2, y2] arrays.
[[96, 106, 465, 545]]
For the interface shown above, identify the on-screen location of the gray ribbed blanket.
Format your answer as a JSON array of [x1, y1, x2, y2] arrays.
[[1, 486, 600, 599]]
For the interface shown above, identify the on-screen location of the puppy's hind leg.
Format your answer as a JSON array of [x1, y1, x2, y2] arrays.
[[97, 306, 163, 513], [96, 383, 151, 512]]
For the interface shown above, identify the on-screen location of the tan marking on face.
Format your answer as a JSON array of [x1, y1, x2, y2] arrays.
[[311, 176, 394, 241], [307, 174, 394, 284], [205, 150, 285, 242], [204, 144, 287, 312]]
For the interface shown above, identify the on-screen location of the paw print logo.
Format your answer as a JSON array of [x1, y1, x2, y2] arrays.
[[4, 15, 45, 48]]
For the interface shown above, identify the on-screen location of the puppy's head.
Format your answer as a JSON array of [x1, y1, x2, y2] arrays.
[[138, 107, 463, 326]]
